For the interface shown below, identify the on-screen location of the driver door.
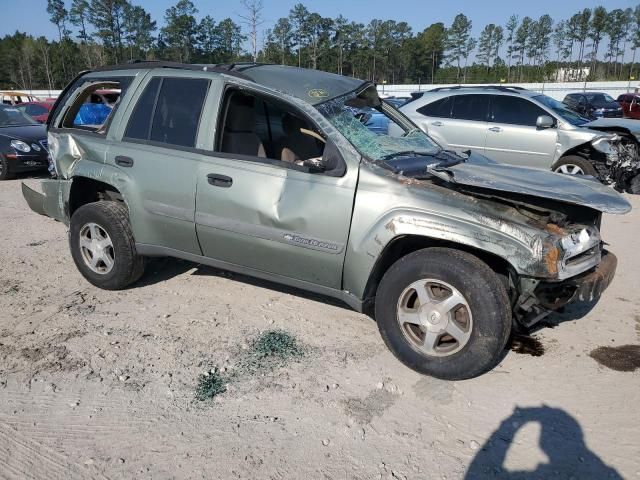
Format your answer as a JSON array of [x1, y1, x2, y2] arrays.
[[194, 84, 358, 289]]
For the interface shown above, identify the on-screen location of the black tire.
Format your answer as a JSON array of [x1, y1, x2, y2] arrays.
[[69, 201, 145, 290], [553, 155, 598, 177], [628, 175, 640, 195], [375, 248, 511, 380], [0, 155, 16, 180]]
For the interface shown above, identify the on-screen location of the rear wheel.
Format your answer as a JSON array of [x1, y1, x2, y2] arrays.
[[553, 155, 598, 177], [69, 201, 145, 290], [375, 248, 511, 380]]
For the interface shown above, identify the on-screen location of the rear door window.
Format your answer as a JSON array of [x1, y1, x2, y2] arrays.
[[417, 97, 452, 118], [124, 77, 209, 147], [124, 78, 161, 141], [151, 78, 209, 147], [490, 96, 547, 127], [124, 77, 209, 148], [450, 95, 489, 121]]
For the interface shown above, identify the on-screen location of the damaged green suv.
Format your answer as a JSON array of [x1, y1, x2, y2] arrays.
[[23, 62, 631, 379]]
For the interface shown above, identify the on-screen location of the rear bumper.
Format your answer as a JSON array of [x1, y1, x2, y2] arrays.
[[21, 179, 71, 224]]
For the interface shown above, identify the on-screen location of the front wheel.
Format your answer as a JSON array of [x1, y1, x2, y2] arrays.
[[0, 155, 16, 180], [552, 155, 598, 177], [375, 248, 511, 380], [69, 201, 145, 290]]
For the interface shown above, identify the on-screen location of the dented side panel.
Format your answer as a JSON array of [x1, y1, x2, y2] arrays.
[[343, 163, 564, 299]]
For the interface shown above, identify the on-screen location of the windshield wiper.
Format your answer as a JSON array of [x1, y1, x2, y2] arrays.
[[379, 150, 438, 161]]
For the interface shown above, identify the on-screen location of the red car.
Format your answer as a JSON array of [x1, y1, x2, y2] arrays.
[[16, 101, 55, 124], [616, 93, 640, 119]]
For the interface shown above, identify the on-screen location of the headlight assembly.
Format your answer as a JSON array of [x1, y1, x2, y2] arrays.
[[10, 140, 31, 153], [591, 136, 617, 154]]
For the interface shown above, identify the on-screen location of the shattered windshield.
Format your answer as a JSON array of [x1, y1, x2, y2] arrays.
[[0, 106, 38, 127], [316, 85, 440, 161], [534, 95, 589, 126]]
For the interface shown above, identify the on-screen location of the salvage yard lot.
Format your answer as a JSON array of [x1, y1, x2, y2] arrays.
[[0, 177, 639, 479]]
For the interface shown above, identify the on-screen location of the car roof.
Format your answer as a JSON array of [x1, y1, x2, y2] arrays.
[[89, 61, 366, 105], [408, 87, 541, 105]]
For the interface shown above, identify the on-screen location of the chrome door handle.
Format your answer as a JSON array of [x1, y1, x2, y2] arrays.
[[207, 173, 233, 188], [488, 127, 502, 133], [431, 121, 444, 127], [115, 155, 134, 167]]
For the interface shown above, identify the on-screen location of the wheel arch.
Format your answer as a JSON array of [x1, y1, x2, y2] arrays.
[[361, 234, 517, 307], [68, 176, 126, 217]]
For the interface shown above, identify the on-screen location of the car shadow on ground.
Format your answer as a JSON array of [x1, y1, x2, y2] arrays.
[[529, 300, 598, 334], [134, 257, 352, 311], [464, 406, 623, 479]]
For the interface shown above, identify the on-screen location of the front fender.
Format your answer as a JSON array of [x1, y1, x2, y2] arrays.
[[343, 207, 559, 301]]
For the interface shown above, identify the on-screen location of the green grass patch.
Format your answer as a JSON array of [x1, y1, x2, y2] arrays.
[[195, 370, 227, 401]]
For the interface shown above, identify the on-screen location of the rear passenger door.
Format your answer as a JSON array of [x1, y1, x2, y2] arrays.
[[416, 94, 489, 155], [485, 95, 557, 169], [108, 73, 211, 255]]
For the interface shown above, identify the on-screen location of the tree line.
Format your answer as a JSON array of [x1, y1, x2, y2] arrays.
[[1, 0, 639, 91]]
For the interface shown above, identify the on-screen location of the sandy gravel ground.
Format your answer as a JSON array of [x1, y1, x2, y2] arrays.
[[1, 176, 639, 480]]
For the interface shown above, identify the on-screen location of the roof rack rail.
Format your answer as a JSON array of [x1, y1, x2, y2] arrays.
[[92, 60, 253, 80], [428, 85, 525, 93]]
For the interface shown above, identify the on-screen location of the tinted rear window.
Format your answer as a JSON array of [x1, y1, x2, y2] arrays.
[[124, 77, 161, 140], [150, 78, 209, 147], [124, 77, 209, 148], [451, 95, 489, 121], [490, 96, 546, 127], [417, 97, 452, 118]]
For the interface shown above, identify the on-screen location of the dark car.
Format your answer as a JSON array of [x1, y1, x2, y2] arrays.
[[617, 93, 640, 119], [563, 92, 623, 119], [16, 101, 55, 123], [0, 105, 49, 180]]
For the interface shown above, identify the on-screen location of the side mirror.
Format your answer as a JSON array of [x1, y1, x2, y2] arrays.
[[536, 115, 555, 129]]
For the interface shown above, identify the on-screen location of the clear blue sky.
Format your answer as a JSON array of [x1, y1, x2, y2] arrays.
[[0, 0, 635, 40]]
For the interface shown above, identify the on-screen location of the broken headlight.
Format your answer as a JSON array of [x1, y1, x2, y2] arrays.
[[557, 226, 602, 279], [591, 135, 619, 154]]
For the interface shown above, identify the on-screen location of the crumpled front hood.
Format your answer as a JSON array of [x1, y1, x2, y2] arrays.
[[426, 155, 631, 214], [583, 118, 639, 134]]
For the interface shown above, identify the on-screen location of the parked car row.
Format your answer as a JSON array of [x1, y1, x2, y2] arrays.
[[20, 62, 630, 380], [397, 85, 640, 193]]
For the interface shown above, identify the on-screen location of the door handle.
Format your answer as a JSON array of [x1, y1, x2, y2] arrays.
[[115, 155, 134, 167], [207, 173, 233, 188], [431, 121, 444, 127], [488, 127, 502, 133]]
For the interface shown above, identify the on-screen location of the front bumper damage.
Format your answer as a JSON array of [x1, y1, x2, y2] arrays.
[[515, 251, 617, 328], [21, 179, 71, 225]]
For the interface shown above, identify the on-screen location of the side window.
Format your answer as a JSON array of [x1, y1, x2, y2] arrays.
[[217, 90, 326, 166], [124, 77, 161, 140], [490, 96, 547, 127], [59, 78, 130, 133], [417, 97, 452, 118], [150, 78, 209, 147], [124, 77, 209, 148], [450, 95, 489, 121]]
